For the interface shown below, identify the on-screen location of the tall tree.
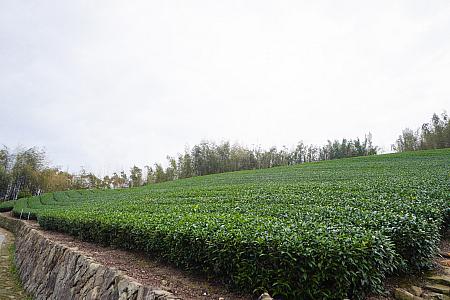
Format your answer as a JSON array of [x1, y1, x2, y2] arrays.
[[145, 166, 156, 184], [8, 147, 46, 199], [154, 163, 167, 183], [393, 112, 449, 152], [120, 171, 128, 188], [130, 166, 143, 187]]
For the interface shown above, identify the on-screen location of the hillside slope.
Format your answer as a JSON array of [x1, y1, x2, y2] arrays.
[[12, 149, 450, 299]]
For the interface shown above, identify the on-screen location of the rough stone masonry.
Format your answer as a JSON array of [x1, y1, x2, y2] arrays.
[[0, 214, 180, 300]]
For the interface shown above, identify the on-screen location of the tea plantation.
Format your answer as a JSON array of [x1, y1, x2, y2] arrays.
[[10, 149, 450, 299]]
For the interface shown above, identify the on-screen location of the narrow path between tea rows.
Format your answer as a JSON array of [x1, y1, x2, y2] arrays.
[[0, 227, 28, 300]]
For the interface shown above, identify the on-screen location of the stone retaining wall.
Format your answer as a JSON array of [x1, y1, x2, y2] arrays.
[[0, 214, 180, 300]]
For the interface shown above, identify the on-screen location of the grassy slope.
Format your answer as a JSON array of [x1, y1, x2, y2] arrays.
[[11, 149, 450, 299]]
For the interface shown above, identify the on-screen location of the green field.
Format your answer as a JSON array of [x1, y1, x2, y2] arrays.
[[10, 149, 450, 299]]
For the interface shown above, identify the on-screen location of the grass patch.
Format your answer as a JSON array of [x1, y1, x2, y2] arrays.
[[8, 244, 32, 300]]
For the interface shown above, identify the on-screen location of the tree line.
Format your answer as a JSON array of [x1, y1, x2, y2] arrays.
[[2, 111, 447, 201], [0, 146, 140, 200], [4, 109, 449, 202], [0, 134, 377, 200], [145, 134, 378, 185], [392, 111, 450, 152], [0, 147, 69, 200]]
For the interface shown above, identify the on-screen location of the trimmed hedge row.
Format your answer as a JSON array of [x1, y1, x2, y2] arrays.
[[0, 200, 16, 212], [9, 149, 450, 299], [38, 210, 400, 299]]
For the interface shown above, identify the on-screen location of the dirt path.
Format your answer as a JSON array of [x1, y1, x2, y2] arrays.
[[5, 212, 447, 300], [0, 227, 29, 300], [11, 217, 251, 300]]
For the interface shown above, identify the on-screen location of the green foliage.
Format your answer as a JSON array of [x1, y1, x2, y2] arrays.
[[0, 146, 76, 200], [156, 136, 378, 183], [393, 111, 450, 152], [129, 166, 143, 187], [10, 149, 450, 299], [0, 200, 16, 212]]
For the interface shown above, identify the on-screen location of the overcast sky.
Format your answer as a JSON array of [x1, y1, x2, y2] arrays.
[[1, 1, 449, 175]]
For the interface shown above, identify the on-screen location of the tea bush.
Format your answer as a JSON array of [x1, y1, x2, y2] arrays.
[[10, 149, 450, 299]]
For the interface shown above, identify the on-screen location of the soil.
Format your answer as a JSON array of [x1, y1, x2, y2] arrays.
[[14, 216, 251, 300], [3, 212, 449, 300]]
